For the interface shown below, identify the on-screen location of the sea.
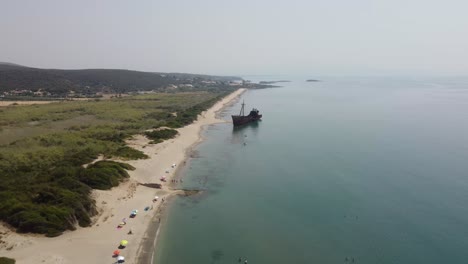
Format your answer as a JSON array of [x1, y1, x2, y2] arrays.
[[153, 76, 468, 264]]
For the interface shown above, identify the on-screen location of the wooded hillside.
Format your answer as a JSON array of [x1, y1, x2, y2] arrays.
[[0, 63, 241, 94]]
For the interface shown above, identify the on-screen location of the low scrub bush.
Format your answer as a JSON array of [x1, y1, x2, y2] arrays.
[[144, 128, 178, 143], [112, 146, 148, 159], [0, 257, 16, 264], [80, 161, 134, 190]]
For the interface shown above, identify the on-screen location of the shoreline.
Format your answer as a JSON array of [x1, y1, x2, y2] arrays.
[[139, 89, 244, 264], [0, 88, 246, 264]]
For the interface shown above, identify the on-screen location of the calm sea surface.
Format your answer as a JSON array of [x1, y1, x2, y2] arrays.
[[154, 77, 468, 264]]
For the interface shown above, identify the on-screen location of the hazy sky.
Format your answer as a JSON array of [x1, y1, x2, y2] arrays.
[[1, 0, 467, 76]]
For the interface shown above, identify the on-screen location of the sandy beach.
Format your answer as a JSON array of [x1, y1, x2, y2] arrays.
[[0, 88, 245, 264]]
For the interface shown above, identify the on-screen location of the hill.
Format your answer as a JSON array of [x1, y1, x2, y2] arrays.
[[0, 62, 25, 68], [0, 63, 241, 95]]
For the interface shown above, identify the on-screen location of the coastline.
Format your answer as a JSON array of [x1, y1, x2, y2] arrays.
[[0, 88, 245, 264]]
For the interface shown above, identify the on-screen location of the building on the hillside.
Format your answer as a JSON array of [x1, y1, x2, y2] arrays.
[[166, 84, 178, 90], [229, 80, 242, 86], [11, 89, 32, 95], [34, 89, 45, 96]]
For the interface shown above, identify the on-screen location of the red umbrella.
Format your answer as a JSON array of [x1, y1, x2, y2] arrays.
[[113, 250, 121, 256]]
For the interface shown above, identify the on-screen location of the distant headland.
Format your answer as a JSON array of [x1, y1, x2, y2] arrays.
[[259, 80, 291, 84]]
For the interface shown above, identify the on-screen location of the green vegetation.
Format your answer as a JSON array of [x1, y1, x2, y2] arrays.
[[165, 95, 228, 127], [0, 91, 230, 236], [0, 63, 240, 94], [145, 128, 179, 144], [0, 257, 15, 264]]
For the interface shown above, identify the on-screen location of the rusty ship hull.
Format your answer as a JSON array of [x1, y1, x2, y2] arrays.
[[231, 101, 262, 126]]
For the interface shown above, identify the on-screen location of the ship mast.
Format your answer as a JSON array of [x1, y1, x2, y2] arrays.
[[240, 101, 245, 116]]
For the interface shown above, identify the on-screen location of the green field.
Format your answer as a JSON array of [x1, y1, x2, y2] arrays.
[[0, 90, 232, 236]]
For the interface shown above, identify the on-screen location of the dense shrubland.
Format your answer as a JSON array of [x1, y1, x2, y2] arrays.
[[0, 257, 15, 264], [0, 91, 230, 236], [145, 129, 179, 144]]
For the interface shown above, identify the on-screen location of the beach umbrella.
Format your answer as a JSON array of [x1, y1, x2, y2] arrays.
[[120, 240, 128, 246], [113, 250, 120, 256], [117, 255, 125, 262]]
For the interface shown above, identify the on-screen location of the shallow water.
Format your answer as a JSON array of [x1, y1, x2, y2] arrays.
[[154, 77, 468, 264]]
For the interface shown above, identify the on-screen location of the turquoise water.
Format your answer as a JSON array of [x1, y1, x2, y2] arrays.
[[154, 77, 468, 264]]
